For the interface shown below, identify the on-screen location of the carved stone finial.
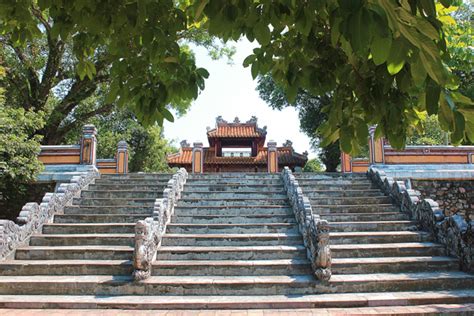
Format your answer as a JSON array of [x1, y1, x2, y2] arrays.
[[283, 140, 293, 148], [180, 140, 190, 148], [117, 140, 128, 150], [216, 116, 226, 124], [314, 219, 331, 281], [246, 116, 258, 124], [303, 151, 309, 156], [233, 117, 240, 123]]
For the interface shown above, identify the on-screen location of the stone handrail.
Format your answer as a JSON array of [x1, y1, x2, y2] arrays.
[[368, 166, 473, 273], [0, 167, 100, 260], [133, 168, 188, 280], [281, 167, 331, 281]]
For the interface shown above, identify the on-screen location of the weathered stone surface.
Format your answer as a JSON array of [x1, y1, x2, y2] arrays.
[[368, 166, 474, 273]]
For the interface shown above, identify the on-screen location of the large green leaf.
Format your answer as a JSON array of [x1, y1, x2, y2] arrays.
[[371, 35, 392, 65], [425, 78, 440, 115], [386, 40, 407, 75]]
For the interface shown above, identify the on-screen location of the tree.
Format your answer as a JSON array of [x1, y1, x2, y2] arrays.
[[257, 74, 341, 171], [63, 107, 178, 173], [200, 0, 473, 152], [303, 158, 324, 172], [1, 1, 472, 153], [0, 1, 233, 144]]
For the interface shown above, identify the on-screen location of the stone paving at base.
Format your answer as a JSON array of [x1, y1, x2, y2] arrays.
[[1, 304, 474, 316]]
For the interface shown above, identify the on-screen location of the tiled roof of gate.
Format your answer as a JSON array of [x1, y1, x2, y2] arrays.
[[207, 125, 264, 138], [167, 147, 307, 166]]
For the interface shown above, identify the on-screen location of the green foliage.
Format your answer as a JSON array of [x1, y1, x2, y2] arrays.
[[195, 0, 474, 153], [1, 1, 472, 153], [0, 106, 44, 184], [407, 114, 447, 145], [0, 106, 45, 219], [257, 75, 341, 171], [303, 158, 324, 172], [0, 2, 234, 146]]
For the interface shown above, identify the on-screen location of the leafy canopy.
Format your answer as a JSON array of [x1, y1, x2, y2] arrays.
[[1, 0, 473, 154]]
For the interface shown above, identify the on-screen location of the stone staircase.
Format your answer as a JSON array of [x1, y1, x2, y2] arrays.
[[0, 173, 171, 277], [0, 172, 473, 311]]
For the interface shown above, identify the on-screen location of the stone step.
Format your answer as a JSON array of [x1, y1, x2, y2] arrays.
[[332, 256, 459, 274], [295, 173, 368, 179], [315, 204, 400, 213], [166, 223, 299, 234], [329, 231, 432, 244], [299, 184, 378, 190], [0, 272, 472, 295], [15, 246, 133, 260], [53, 214, 150, 224], [188, 173, 281, 179], [173, 207, 293, 216], [170, 214, 297, 224], [173, 205, 293, 214], [94, 179, 171, 185], [151, 259, 312, 276], [0, 260, 132, 276], [0, 291, 473, 309], [330, 242, 445, 258], [323, 212, 408, 222], [177, 197, 289, 206], [81, 190, 163, 199], [89, 184, 167, 191], [186, 179, 283, 185], [304, 189, 382, 198], [181, 191, 288, 199], [161, 233, 302, 246], [329, 221, 418, 232], [63, 205, 153, 215], [29, 234, 135, 247], [101, 173, 173, 180], [156, 245, 307, 260], [43, 223, 136, 234], [73, 197, 156, 206], [309, 196, 392, 205], [297, 179, 373, 186], [183, 184, 285, 192]]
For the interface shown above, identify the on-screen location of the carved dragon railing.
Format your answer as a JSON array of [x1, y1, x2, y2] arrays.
[[281, 167, 331, 281], [0, 167, 100, 260], [368, 166, 473, 273], [133, 168, 188, 280]]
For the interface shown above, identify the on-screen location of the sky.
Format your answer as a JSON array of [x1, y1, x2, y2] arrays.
[[163, 39, 316, 158]]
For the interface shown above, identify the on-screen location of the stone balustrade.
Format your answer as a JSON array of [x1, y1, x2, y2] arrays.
[[133, 168, 188, 280], [281, 167, 331, 281], [368, 166, 473, 273], [38, 124, 129, 175], [0, 167, 100, 260]]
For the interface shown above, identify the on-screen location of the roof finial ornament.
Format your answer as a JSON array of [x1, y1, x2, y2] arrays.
[[283, 140, 293, 148], [216, 116, 226, 125], [180, 140, 190, 148], [303, 151, 309, 156], [246, 116, 258, 124], [233, 117, 240, 123]]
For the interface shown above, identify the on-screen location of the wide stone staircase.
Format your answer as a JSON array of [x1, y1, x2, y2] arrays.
[[0, 172, 473, 311]]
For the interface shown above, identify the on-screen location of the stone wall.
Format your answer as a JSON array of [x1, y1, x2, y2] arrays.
[[412, 180, 473, 218]]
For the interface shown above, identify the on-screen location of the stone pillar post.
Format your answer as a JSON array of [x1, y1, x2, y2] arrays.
[[340, 152, 352, 173], [80, 124, 97, 165], [368, 126, 385, 164], [267, 140, 278, 173], [116, 141, 128, 174], [192, 142, 204, 174]]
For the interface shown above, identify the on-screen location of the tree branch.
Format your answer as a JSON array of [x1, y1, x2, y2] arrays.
[[57, 103, 114, 136]]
